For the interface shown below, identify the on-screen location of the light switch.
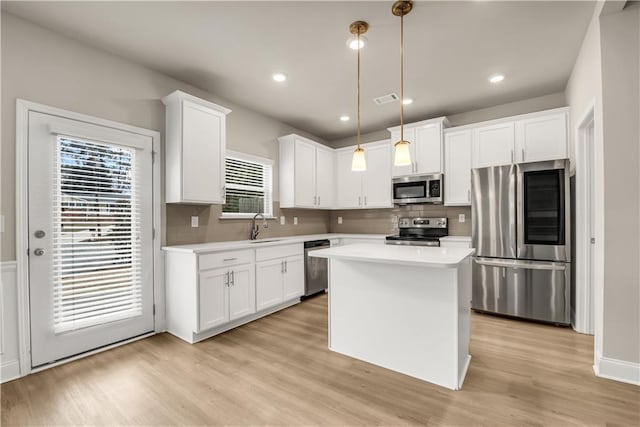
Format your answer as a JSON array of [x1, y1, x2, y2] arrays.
[[280, 216, 286, 225], [337, 216, 343, 225], [293, 217, 298, 225], [191, 216, 199, 228], [458, 214, 466, 223]]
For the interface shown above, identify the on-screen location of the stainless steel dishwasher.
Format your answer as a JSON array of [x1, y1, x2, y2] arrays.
[[303, 239, 330, 297]]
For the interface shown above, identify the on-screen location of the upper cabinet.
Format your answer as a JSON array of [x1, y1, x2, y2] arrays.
[[162, 90, 231, 204], [335, 141, 393, 209], [444, 129, 472, 206], [388, 117, 449, 177], [470, 108, 568, 168], [278, 134, 334, 209]]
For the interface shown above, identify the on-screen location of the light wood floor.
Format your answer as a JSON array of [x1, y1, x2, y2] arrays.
[[2, 294, 639, 426]]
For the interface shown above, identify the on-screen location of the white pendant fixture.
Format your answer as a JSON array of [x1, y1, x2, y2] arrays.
[[350, 20, 369, 172], [392, 0, 413, 167]]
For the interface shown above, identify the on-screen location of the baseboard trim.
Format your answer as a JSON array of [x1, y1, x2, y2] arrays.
[[1, 359, 21, 383], [594, 352, 640, 386]]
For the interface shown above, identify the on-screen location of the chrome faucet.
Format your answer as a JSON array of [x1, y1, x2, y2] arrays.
[[250, 213, 268, 240]]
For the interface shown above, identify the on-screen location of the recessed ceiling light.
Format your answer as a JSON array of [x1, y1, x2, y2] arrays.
[[272, 73, 287, 82], [402, 98, 413, 105], [340, 115, 350, 122], [489, 74, 505, 84], [346, 36, 367, 50]]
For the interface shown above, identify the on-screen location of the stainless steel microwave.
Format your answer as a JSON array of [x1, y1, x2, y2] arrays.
[[392, 174, 443, 204]]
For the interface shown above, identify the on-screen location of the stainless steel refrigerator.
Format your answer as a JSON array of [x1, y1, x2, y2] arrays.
[[471, 159, 571, 324]]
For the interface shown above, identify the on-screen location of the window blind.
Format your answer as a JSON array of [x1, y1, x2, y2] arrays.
[[52, 137, 143, 334], [223, 155, 273, 215]]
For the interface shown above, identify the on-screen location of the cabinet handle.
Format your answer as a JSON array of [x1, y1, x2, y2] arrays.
[[318, 196, 320, 206], [225, 271, 229, 287], [511, 149, 514, 164], [313, 195, 317, 205], [223, 257, 237, 262], [364, 196, 367, 206], [285, 260, 288, 273], [358, 196, 361, 206], [231, 270, 235, 286], [468, 189, 471, 202], [281, 260, 284, 273], [522, 148, 525, 162]]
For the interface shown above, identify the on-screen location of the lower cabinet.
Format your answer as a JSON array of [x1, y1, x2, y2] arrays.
[[164, 244, 304, 344], [198, 264, 255, 331], [256, 255, 304, 311]]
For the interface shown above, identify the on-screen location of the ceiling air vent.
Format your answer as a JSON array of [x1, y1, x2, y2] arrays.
[[373, 93, 399, 105]]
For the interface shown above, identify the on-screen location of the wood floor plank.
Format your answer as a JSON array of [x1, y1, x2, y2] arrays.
[[2, 294, 638, 426]]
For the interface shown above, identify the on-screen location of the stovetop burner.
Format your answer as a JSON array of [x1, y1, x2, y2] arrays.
[[385, 217, 448, 247]]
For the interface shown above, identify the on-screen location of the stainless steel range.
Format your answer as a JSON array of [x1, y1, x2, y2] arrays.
[[385, 217, 448, 247]]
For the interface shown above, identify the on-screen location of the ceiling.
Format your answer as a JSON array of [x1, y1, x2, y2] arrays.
[[2, 1, 595, 142]]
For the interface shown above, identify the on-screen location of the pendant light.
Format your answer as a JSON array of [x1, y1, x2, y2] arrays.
[[392, 0, 413, 167], [350, 20, 369, 172]]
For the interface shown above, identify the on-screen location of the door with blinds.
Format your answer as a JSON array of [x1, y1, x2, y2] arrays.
[[28, 111, 154, 367]]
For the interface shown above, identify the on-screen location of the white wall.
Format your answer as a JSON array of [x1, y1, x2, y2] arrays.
[[0, 12, 325, 262]]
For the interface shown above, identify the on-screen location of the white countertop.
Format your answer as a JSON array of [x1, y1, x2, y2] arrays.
[[162, 233, 388, 254], [309, 243, 475, 268], [439, 236, 472, 242]]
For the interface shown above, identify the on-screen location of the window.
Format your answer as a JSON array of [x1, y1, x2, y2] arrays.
[[222, 150, 273, 217]]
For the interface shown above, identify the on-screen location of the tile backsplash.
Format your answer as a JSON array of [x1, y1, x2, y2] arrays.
[[328, 205, 472, 236]]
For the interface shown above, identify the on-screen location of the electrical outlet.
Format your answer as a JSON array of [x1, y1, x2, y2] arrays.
[[280, 216, 286, 225], [293, 217, 298, 225], [337, 216, 343, 225], [191, 216, 199, 228], [458, 214, 466, 223]]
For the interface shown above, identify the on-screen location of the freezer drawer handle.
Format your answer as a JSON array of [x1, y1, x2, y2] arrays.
[[475, 259, 566, 271]]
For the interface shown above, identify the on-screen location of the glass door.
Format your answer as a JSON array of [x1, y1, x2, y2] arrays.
[[516, 160, 570, 262]]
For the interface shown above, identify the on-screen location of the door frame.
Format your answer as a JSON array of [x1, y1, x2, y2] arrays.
[[574, 100, 600, 337], [15, 99, 163, 377]]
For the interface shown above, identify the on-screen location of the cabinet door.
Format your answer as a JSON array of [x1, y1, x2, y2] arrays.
[[335, 149, 363, 208], [198, 268, 229, 331], [294, 139, 317, 208], [515, 113, 567, 163], [256, 259, 284, 311], [391, 128, 416, 177], [363, 143, 393, 208], [228, 264, 256, 321], [471, 122, 515, 168], [283, 255, 305, 301], [444, 130, 472, 206], [182, 100, 225, 203], [316, 147, 334, 208], [414, 124, 442, 174]]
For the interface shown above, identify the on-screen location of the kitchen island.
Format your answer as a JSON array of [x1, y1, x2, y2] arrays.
[[310, 243, 475, 390]]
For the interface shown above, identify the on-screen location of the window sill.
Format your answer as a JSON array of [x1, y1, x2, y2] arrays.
[[219, 214, 277, 220]]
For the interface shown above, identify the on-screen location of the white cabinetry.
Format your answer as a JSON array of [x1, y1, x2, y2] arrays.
[[165, 243, 304, 344], [515, 112, 567, 162], [162, 90, 231, 204], [439, 236, 472, 249], [255, 244, 304, 311], [444, 129, 472, 206], [388, 117, 449, 177], [471, 122, 515, 168], [279, 134, 334, 209], [335, 141, 393, 209], [470, 108, 568, 168]]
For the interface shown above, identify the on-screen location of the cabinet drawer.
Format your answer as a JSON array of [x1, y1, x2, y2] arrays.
[[256, 243, 303, 262], [199, 249, 254, 271]]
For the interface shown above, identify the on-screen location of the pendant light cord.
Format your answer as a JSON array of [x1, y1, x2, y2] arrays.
[[400, 11, 404, 144], [357, 30, 361, 150]]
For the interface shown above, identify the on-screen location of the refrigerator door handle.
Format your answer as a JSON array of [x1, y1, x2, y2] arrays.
[[475, 258, 567, 271]]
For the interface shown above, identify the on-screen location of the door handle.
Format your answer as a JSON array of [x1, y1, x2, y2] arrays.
[[33, 248, 45, 256], [475, 258, 566, 271], [34, 230, 46, 238]]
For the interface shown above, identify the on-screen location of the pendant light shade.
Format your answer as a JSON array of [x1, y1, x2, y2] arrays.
[[350, 20, 369, 171], [352, 147, 367, 171], [394, 141, 412, 166], [392, 0, 413, 167]]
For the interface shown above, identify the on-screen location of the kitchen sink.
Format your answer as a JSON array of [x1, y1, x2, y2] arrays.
[[248, 239, 282, 244]]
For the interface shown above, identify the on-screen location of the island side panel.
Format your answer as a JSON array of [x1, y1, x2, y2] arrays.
[[456, 257, 472, 389], [328, 259, 459, 390]]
